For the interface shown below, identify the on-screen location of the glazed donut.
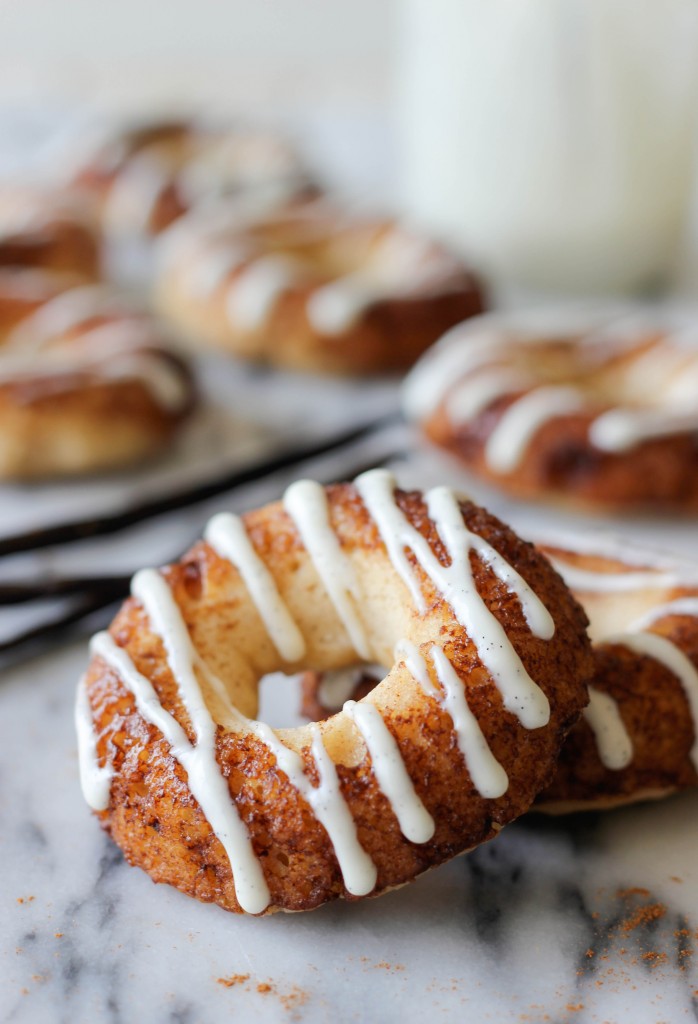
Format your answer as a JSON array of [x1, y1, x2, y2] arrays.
[[154, 201, 485, 374], [301, 535, 698, 814], [0, 280, 196, 478], [533, 536, 698, 812], [75, 470, 592, 915], [71, 118, 312, 242], [0, 187, 100, 281], [403, 307, 698, 511]]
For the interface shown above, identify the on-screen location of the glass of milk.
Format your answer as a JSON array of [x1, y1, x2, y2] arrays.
[[396, 0, 698, 294]]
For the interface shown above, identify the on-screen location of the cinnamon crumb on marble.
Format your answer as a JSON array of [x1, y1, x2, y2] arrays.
[[217, 973, 250, 988]]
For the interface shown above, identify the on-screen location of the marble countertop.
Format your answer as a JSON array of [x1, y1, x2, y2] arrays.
[[2, 109, 698, 1024]]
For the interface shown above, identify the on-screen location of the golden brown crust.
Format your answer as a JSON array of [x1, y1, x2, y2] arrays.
[[0, 278, 196, 479], [407, 314, 698, 512], [155, 208, 486, 375], [0, 189, 100, 281], [82, 483, 592, 914]]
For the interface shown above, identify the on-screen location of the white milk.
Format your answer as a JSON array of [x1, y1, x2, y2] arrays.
[[397, 0, 698, 293]]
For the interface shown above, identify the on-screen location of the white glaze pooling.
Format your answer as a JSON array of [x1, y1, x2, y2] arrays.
[[343, 699, 435, 843], [355, 469, 552, 729], [205, 512, 306, 663], [583, 687, 633, 771], [283, 479, 371, 660], [485, 387, 587, 474], [74, 675, 114, 812], [128, 570, 271, 914]]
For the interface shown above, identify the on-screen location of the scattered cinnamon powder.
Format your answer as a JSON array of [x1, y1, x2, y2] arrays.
[[641, 951, 668, 968], [670, 876, 683, 883], [217, 973, 250, 988], [619, 903, 666, 934], [16, 896, 35, 905], [565, 1005, 583, 1013], [616, 886, 650, 899], [257, 982, 273, 994]]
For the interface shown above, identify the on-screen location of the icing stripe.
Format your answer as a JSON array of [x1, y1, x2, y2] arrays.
[[343, 699, 435, 843], [582, 687, 633, 771], [604, 631, 698, 771], [632, 598, 698, 631], [590, 409, 698, 453], [430, 646, 508, 798], [226, 255, 299, 331], [394, 639, 436, 696], [548, 560, 683, 594], [129, 570, 270, 914], [283, 479, 371, 660], [485, 387, 587, 474], [356, 469, 552, 729], [249, 718, 377, 895], [446, 368, 533, 424], [75, 674, 114, 811], [205, 512, 306, 663]]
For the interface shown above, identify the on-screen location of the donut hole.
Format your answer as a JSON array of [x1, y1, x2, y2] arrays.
[[257, 663, 388, 729]]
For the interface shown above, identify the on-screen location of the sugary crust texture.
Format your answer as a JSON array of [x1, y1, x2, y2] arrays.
[[425, 403, 698, 513], [83, 484, 592, 914], [156, 216, 486, 375], [303, 544, 698, 815]]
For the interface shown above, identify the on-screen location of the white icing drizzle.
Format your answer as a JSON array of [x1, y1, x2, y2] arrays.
[[632, 598, 698, 631], [394, 639, 436, 696], [430, 646, 509, 798], [402, 323, 506, 422], [226, 254, 300, 331], [446, 368, 533, 425], [355, 469, 552, 729], [7, 285, 130, 350], [103, 152, 171, 236], [248, 718, 377, 895], [204, 512, 306, 663], [129, 570, 270, 914], [75, 674, 114, 811], [343, 699, 435, 843], [548, 560, 684, 594], [183, 242, 249, 300], [604, 630, 698, 771], [283, 479, 371, 660], [484, 386, 587, 474], [590, 408, 698, 453], [582, 686, 633, 771]]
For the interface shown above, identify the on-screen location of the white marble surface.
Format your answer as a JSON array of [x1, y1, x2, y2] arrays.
[[2, 111, 698, 1024]]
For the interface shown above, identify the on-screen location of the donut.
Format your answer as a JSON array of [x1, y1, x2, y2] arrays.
[[534, 536, 698, 812], [403, 307, 698, 511], [0, 279, 196, 478], [75, 470, 592, 915], [301, 534, 698, 814], [0, 187, 100, 281], [154, 200, 486, 374], [71, 118, 312, 242]]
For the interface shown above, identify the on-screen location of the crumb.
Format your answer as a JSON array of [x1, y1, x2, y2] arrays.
[[566, 1004, 584, 1013], [279, 985, 308, 1011], [670, 876, 683, 883], [16, 896, 35, 905], [257, 982, 273, 994], [217, 973, 250, 988], [641, 952, 668, 968], [617, 887, 651, 899], [585, 949, 595, 958], [54, 933, 63, 939]]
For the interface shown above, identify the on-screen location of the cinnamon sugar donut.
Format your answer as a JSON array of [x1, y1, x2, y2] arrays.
[[72, 118, 312, 242], [534, 537, 698, 812], [75, 470, 591, 915], [0, 280, 195, 478], [403, 307, 698, 511], [301, 534, 698, 814], [154, 201, 485, 374], [0, 187, 100, 281]]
